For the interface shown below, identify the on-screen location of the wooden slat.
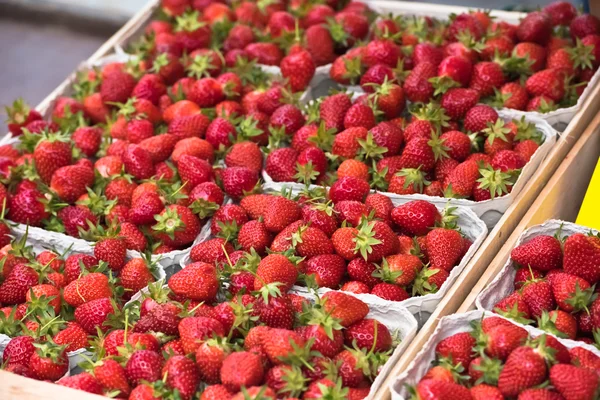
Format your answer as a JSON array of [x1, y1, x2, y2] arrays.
[[373, 82, 600, 400], [0, 370, 105, 400], [457, 112, 600, 313]]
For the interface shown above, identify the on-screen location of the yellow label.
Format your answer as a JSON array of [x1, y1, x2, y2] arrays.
[[576, 156, 600, 230]]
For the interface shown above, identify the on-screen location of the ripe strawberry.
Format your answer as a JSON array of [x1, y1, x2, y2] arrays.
[[320, 93, 353, 131], [571, 14, 600, 39], [162, 355, 199, 400], [469, 62, 505, 96], [245, 42, 283, 65], [94, 237, 126, 271], [57, 372, 104, 395], [305, 254, 346, 288], [413, 379, 472, 400], [221, 167, 258, 199], [50, 164, 94, 203], [225, 142, 263, 173], [550, 364, 599, 400], [517, 11, 553, 45], [238, 220, 272, 255], [345, 318, 392, 352], [101, 70, 136, 103], [526, 69, 565, 101], [74, 297, 116, 334], [281, 50, 316, 92], [120, 258, 156, 295], [254, 293, 295, 329], [153, 204, 202, 247], [169, 262, 218, 301], [254, 254, 298, 292], [5, 98, 42, 136], [63, 272, 111, 307], [371, 282, 410, 301], [563, 233, 600, 283], [0, 264, 39, 305], [33, 133, 72, 183], [125, 349, 164, 386], [178, 316, 225, 354], [305, 24, 335, 66], [321, 291, 369, 327], [2, 335, 35, 366], [72, 126, 102, 158], [464, 104, 499, 133], [344, 103, 376, 130], [413, 42, 444, 67], [265, 147, 298, 182], [491, 150, 525, 172], [522, 279, 555, 318], [270, 104, 306, 135], [263, 196, 301, 233], [93, 359, 130, 396], [29, 342, 68, 381], [435, 332, 475, 368], [440, 88, 480, 120], [511, 235, 563, 271], [448, 13, 484, 40], [220, 351, 265, 392], [544, 1, 577, 26], [404, 62, 436, 102], [498, 345, 548, 396], [441, 130, 471, 161]]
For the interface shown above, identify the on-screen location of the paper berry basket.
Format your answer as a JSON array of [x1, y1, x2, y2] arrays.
[[389, 309, 600, 400]]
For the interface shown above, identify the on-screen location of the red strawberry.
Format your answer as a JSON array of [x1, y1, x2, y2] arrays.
[[321, 291, 369, 327], [469, 62, 505, 97], [563, 233, 600, 283], [220, 351, 265, 392], [320, 93, 352, 131], [63, 272, 111, 307], [522, 279, 555, 318], [254, 254, 298, 293], [345, 318, 392, 352], [100, 70, 136, 103], [443, 160, 480, 198], [93, 359, 130, 396], [153, 204, 202, 247], [305, 254, 346, 288], [550, 364, 599, 400], [178, 316, 225, 354], [238, 220, 272, 255], [517, 11, 553, 45], [525, 69, 565, 102], [33, 133, 72, 183], [263, 196, 301, 233], [441, 88, 481, 120], [0, 264, 39, 305], [168, 262, 218, 301], [498, 345, 547, 396], [75, 297, 117, 334], [265, 148, 298, 182], [403, 62, 436, 103], [413, 379, 472, 400], [163, 355, 200, 400], [2, 336, 35, 366], [511, 235, 563, 271], [57, 373, 103, 394], [281, 50, 316, 92], [125, 349, 163, 386], [29, 342, 68, 381]]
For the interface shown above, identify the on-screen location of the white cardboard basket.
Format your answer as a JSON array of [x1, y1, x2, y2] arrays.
[[390, 309, 600, 400], [476, 220, 597, 312]]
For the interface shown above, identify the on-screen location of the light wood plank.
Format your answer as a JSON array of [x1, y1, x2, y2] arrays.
[[373, 82, 600, 400], [0, 370, 105, 400]]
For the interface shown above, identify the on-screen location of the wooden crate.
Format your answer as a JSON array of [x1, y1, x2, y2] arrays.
[[373, 83, 600, 400]]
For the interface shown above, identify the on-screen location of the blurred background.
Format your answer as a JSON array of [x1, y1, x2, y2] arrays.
[[0, 0, 590, 117]]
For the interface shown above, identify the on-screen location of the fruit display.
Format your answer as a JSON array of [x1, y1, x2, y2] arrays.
[[182, 188, 486, 314], [392, 310, 600, 400], [0, 232, 163, 374], [477, 220, 600, 346], [262, 98, 555, 206], [1, 236, 418, 398], [327, 2, 600, 115]]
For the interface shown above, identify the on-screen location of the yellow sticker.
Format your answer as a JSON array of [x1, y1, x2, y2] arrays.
[[576, 156, 600, 230]]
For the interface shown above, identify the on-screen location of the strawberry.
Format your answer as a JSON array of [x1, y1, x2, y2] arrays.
[[550, 364, 599, 400], [305, 254, 346, 288], [93, 359, 131, 396], [470, 384, 504, 400], [469, 62, 505, 96], [401, 137, 437, 172], [320, 93, 353, 132], [511, 235, 563, 271], [245, 42, 283, 66], [63, 272, 111, 307], [441, 130, 471, 161], [5, 98, 42, 136], [254, 293, 295, 329], [321, 291, 369, 327], [179, 316, 225, 354], [254, 254, 298, 292], [517, 11, 553, 45], [464, 105, 498, 134], [220, 351, 265, 392], [74, 297, 116, 334], [413, 43, 444, 67], [211, 204, 248, 237], [120, 258, 156, 295], [125, 349, 164, 386], [404, 62, 436, 102], [522, 279, 556, 318], [544, 1, 577, 26], [498, 345, 547, 396], [94, 237, 126, 271], [344, 103, 376, 130], [169, 262, 218, 301], [100, 70, 136, 103], [200, 385, 234, 400], [491, 150, 525, 172], [563, 233, 600, 283], [29, 342, 68, 381], [570, 14, 600, 39], [0, 264, 39, 305], [332, 126, 368, 158], [221, 167, 258, 199], [57, 373, 103, 394], [525, 69, 565, 101], [412, 379, 472, 400], [364, 39, 401, 67], [153, 204, 202, 247], [2, 335, 35, 366], [72, 126, 102, 158], [435, 332, 475, 368], [440, 88, 480, 120], [281, 50, 316, 92], [345, 318, 392, 352], [263, 196, 301, 233], [305, 24, 335, 66], [162, 355, 200, 400], [238, 220, 272, 255], [225, 142, 263, 173], [265, 148, 298, 182], [50, 164, 94, 203], [270, 104, 306, 135], [33, 132, 72, 183], [371, 282, 410, 301]]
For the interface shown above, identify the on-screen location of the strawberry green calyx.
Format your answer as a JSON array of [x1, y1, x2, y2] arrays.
[[308, 121, 336, 152], [485, 87, 513, 109], [257, 282, 284, 304], [144, 279, 172, 304], [493, 302, 533, 326], [412, 266, 442, 296], [536, 311, 569, 339], [153, 207, 186, 240], [279, 365, 310, 397], [476, 166, 514, 200], [395, 167, 430, 193], [429, 75, 461, 96], [569, 38, 596, 70], [302, 303, 344, 340], [268, 125, 289, 150], [370, 163, 389, 191], [327, 18, 350, 46], [428, 132, 450, 162], [185, 54, 216, 79], [228, 299, 258, 338], [0, 307, 23, 337], [526, 334, 557, 364], [565, 282, 597, 313], [150, 53, 169, 74], [295, 161, 320, 185], [316, 379, 349, 400], [33, 340, 68, 363], [513, 116, 543, 144], [340, 56, 363, 85], [438, 203, 459, 230], [372, 258, 403, 284], [231, 57, 269, 87], [5, 98, 32, 125], [174, 10, 206, 33], [77, 187, 117, 216], [358, 132, 387, 161], [353, 219, 383, 260], [483, 119, 511, 145], [470, 354, 502, 385], [190, 198, 220, 219], [278, 337, 318, 370], [410, 102, 450, 132], [304, 100, 321, 125]]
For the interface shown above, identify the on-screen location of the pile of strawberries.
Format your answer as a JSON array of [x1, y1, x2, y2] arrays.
[[330, 2, 600, 113], [409, 316, 600, 400], [265, 97, 545, 201], [190, 189, 473, 301], [490, 229, 600, 346], [0, 234, 160, 381], [2, 237, 403, 399]]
